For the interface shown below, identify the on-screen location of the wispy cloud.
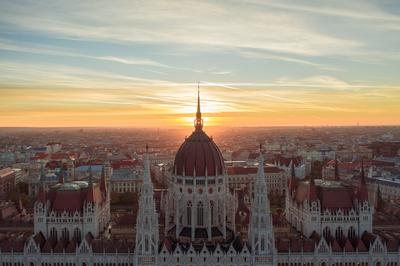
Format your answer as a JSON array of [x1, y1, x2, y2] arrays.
[[0, 1, 362, 56]]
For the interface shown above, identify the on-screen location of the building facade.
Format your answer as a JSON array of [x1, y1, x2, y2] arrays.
[[285, 161, 373, 239]]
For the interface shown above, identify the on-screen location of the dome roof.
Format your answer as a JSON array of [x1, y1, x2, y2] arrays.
[[173, 88, 225, 177], [174, 129, 225, 177]]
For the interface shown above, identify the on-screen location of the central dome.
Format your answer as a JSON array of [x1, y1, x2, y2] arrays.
[[174, 129, 225, 177], [173, 89, 225, 177]]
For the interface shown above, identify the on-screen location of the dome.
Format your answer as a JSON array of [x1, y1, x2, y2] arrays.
[[174, 129, 225, 177], [173, 89, 224, 177]]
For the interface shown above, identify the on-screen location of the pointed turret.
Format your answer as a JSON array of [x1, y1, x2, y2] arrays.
[[249, 144, 275, 259], [308, 175, 317, 202], [143, 144, 151, 184], [37, 183, 46, 203], [86, 166, 95, 202], [256, 143, 266, 185], [375, 184, 385, 212], [86, 182, 95, 203], [194, 82, 203, 131], [358, 160, 369, 202], [100, 165, 107, 195], [135, 145, 159, 260], [288, 160, 297, 193], [40, 162, 46, 180], [334, 156, 340, 181]]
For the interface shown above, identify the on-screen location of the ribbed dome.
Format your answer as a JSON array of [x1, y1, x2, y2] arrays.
[[174, 129, 225, 177]]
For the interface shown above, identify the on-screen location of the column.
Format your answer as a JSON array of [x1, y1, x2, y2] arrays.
[[164, 195, 169, 235], [222, 195, 226, 239], [175, 197, 180, 239], [191, 198, 195, 241], [208, 200, 211, 241]]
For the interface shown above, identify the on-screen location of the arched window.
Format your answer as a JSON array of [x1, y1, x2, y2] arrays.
[[74, 228, 82, 242], [335, 227, 343, 241], [187, 201, 192, 225], [61, 228, 69, 241], [50, 227, 57, 240], [145, 236, 149, 252], [261, 238, 265, 251], [348, 227, 356, 239], [197, 201, 204, 226], [323, 227, 330, 240], [210, 201, 214, 225]]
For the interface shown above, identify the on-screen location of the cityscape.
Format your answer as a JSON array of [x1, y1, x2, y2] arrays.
[[1, 1, 400, 266]]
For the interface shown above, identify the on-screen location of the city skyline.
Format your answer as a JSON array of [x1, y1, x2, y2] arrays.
[[1, 1, 400, 127]]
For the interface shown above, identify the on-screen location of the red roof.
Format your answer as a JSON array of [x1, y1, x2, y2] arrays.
[[48, 183, 104, 213], [308, 178, 317, 202], [343, 239, 354, 252], [174, 129, 224, 177], [227, 166, 283, 175], [31, 152, 48, 160], [358, 163, 369, 202], [50, 153, 70, 160], [274, 155, 302, 167], [356, 239, 368, 252], [37, 186, 46, 203], [295, 180, 355, 210], [111, 159, 137, 169]]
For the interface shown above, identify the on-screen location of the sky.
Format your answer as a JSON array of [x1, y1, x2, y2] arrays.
[[0, 0, 400, 128]]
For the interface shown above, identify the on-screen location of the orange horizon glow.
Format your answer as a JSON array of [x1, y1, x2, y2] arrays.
[[1, 84, 400, 128]]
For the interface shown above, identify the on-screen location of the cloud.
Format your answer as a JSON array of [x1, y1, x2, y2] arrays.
[[255, 1, 400, 22], [0, 1, 362, 57]]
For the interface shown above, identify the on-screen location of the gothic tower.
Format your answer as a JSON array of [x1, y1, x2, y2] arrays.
[[250, 145, 275, 266], [135, 146, 159, 266]]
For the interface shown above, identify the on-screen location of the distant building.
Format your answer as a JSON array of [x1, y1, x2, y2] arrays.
[[34, 168, 110, 243], [286, 162, 372, 238], [0, 167, 17, 199], [227, 165, 286, 196]]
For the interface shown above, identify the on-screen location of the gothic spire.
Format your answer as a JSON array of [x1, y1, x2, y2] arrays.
[[358, 160, 369, 202], [143, 145, 151, 184], [256, 144, 266, 184], [288, 159, 297, 193], [194, 82, 203, 131], [334, 156, 340, 180], [100, 165, 107, 194], [308, 174, 317, 201]]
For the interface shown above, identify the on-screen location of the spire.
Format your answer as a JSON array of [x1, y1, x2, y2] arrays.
[[358, 160, 369, 202], [334, 156, 340, 181], [308, 175, 317, 202], [288, 159, 297, 193], [291, 160, 296, 179], [100, 165, 107, 194], [256, 144, 266, 184], [40, 162, 45, 180], [194, 82, 203, 131], [135, 144, 158, 257], [37, 183, 46, 203], [375, 183, 385, 211], [250, 143, 274, 257], [143, 145, 151, 184]]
